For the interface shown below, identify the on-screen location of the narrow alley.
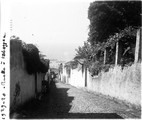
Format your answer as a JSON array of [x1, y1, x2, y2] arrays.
[[4, 1, 141, 120], [11, 81, 141, 119]]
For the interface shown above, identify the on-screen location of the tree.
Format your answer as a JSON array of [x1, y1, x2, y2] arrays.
[[74, 42, 93, 65], [88, 1, 141, 45], [74, 1, 141, 76]]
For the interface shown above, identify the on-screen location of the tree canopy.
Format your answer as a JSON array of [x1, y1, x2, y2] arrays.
[[88, 1, 141, 45]]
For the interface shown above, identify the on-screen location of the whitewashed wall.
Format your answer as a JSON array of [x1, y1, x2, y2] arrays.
[[68, 68, 85, 87], [62, 62, 141, 107], [10, 40, 45, 111], [87, 63, 141, 106]]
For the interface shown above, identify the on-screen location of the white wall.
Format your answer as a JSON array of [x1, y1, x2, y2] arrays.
[[10, 69, 35, 107], [68, 68, 85, 87], [62, 64, 85, 87], [10, 40, 45, 111], [87, 63, 141, 106], [62, 62, 141, 107]]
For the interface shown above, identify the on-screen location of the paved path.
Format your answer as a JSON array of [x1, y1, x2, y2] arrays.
[[11, 81, 141, 119]]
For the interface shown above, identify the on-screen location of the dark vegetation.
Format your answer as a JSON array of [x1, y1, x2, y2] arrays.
[[74, 1, 141, 76], [10, 36, 49, 74]]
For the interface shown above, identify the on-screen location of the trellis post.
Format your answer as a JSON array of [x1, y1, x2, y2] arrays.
[[104, 49, 106, 64], [115, 42, 119, 66], [134, 29, 141, 63], [104, 48, 109, 64]]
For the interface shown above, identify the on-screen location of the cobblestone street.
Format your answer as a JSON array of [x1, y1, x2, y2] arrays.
[[11, 81, 141, 119]]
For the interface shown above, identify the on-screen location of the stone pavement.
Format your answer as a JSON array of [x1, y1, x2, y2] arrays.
[[11, 81, 141, 119]]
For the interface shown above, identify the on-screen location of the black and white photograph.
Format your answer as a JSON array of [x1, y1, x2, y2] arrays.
[[0, 0, 141, 119]]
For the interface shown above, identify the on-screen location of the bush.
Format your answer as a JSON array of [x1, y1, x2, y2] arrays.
[[89, 61, 115, 76], [22, 43, 41, 74], [10, 36, 49, 74]]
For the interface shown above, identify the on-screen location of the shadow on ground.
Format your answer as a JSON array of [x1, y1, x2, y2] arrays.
[[10, 81, 123, 119]]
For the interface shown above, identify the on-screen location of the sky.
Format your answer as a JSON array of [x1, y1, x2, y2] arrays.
[[10, 0, 92, 62]]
